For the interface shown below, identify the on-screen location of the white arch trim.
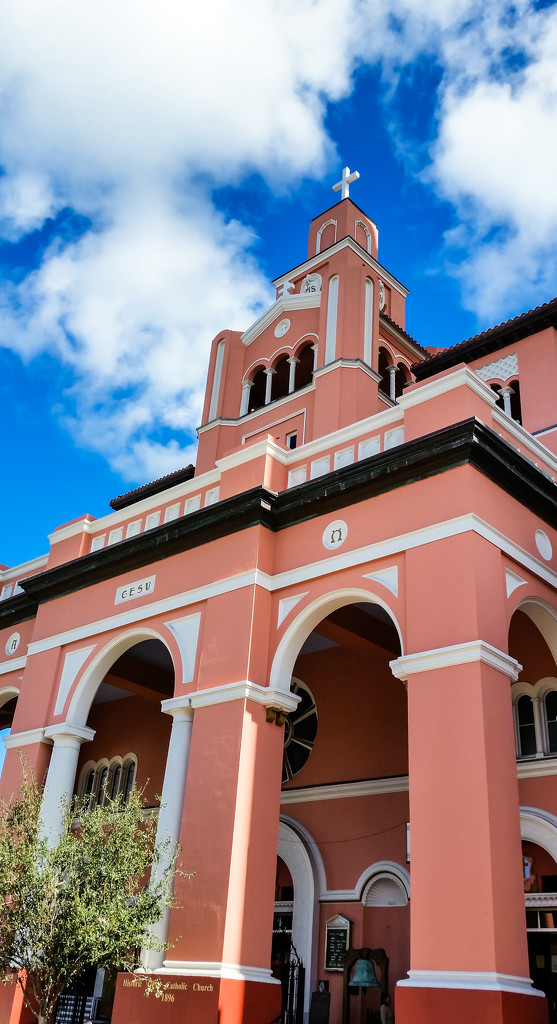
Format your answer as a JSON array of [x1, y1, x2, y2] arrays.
[[270, 588, 403, 694], [67, 627, 175, 727], [521, 806, 557, 864], [0, 685, 19, 707], [514, 598, 557, 668], [278, 817, 326, 1013]]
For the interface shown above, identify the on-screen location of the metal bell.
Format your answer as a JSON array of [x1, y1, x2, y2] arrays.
[[348, 958, 380, 990]]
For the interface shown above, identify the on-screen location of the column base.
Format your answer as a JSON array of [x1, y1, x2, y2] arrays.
[[112, 971, 281, 1024], [396, 984, 549, 1024]]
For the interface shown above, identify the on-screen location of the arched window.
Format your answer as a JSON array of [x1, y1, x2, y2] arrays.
[[512, 681, 557, 759], [517, 695, 537, 757], [78, 755, 138, 806], [546, 691, 557, 753]]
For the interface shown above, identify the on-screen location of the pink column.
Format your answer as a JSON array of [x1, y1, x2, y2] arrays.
[[391, 644, 548, 1024]]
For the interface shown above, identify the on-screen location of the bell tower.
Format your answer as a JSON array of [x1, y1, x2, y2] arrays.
[[196, 169, 424, 476]]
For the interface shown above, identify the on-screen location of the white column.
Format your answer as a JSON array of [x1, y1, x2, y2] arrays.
[[264, 368, 275, 405], [240, 379, 254, 416], [500, 385, 514, 417], [387, 364, 397, 401], [41, 724, 95, 846], [312, 344, 318, 371], [287, 357, 299, 394], [143, 697, 194, 970]]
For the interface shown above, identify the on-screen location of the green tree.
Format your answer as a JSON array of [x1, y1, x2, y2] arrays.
[[0, 777, 175, 1024]]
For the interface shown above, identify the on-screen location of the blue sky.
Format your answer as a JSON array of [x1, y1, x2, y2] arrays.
[[1, 0, 557, 570]]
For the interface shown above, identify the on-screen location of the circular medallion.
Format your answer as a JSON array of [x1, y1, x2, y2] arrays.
[[535, 529, 552, 561], [274, 318, 291, 338], [5, 632, 21, 657], [322, 519, 348, 550], [282, 679, 317, 784]]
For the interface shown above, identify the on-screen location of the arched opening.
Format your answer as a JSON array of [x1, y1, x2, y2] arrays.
[[378, 347, 392, 400], [248, 366, 267, 413], [509, 606, 557, 759], [272, 355, 291, 403], [490, 379, 522, 423], [0, 691, 18, 779], [394, 362, 410, 399], [275, 597, 408, 1023], [57, 638, 175, 1024], [295, 342, 315, 391]]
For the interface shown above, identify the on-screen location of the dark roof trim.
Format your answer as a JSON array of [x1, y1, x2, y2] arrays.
[[413, 297, 557, 381], [2, 417, 554, 619], [110, 465, 195, 510]]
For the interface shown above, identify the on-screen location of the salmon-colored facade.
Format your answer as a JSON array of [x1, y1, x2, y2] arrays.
[[2, 192, 557, 1024]]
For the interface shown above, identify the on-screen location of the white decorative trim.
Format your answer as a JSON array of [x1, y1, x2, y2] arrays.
[[280, 775, 408, 805], [521, 807, 557, 864], [397, 970, 543, 996], [506, 569, 527, 597], [278, 593, 308, 628], [164, 612, 201, 685], [390, 641, 521, 681], [190, 681, 300, 713], [242, 407, 308, 446], [525, 892, 557, 908], [217, 436, 288, 472], [4, 727, 50, 749], [48, 468, 221, 545], [400, 366, 497, 411], [241, 294, 321, 348], [21, 515, 557, 664], [316, 218, 337, 254], [313, 358, 381, 383], [273, 236, 409, 299], [517, 758, 557, 778], [159, 962, 278, 985], [0, 655, 27, 675], [0, 554, 49, 583], [493, 407, 557, 476], [363, 567, 398, 597], [26, 570, 271, 656], [357, 861, 410, 903], [44, 723, 95, 744], [54, 645, 96, 716], [476, 353, 518, 382], [160, 696, 194, 716]]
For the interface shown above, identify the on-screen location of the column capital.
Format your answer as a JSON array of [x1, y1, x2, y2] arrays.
[[241, 379, 254, 391], [160, 696, 194, 719], [390, 641, 522, 682], [44, 723, 95, 746], [286, 356, 299, 365], [263, 367, 276, 377]]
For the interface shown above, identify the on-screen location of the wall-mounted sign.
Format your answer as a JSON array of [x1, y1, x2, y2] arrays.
[[325, 914, 350, 971], [5, 632, 21, 656], [115, 575, 156, 605]]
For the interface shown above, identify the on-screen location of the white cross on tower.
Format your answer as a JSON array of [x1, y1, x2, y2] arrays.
[[332, 166, 360, 201]]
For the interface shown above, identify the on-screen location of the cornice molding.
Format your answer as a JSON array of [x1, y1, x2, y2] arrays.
[[280, 774, 409, 805], [241, 293, 321, 347], [390, 641, 522, 681], [272, 235, 409, 298], [4, 417, 557, 616], [190, 680, 300, 712]]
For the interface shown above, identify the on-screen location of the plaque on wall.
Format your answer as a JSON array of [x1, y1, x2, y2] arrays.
[[325, 915, 350, 971]]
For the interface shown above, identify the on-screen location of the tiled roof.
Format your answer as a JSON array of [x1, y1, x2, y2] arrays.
[[110, 465, 195, 510], [379, 312, 429, 356], [413, 297, 557, 381]]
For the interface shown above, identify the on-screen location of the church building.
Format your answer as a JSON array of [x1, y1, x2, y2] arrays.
[[2, 169, 557, 1024]]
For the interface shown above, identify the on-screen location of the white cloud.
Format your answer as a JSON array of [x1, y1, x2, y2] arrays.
[[0, 0, 556, 482]]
